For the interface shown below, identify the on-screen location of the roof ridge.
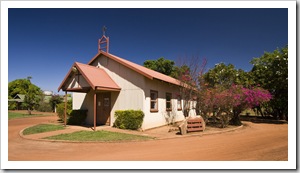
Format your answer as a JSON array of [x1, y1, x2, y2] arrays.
[[75, 62, 105, 71], [75, 61, 119, 88], [75, 62, 96, 68], [121, 54, 180, 84], [98, 52, 181, 86], [58, 61, 120, 92]]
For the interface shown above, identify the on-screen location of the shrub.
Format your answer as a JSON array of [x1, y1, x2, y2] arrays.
[[67, 109, 88, 125], [8, 102, 17, 110], [113, 110, 144, 130], [37, 101, 52, 112], [217, 112, 232, 128], [56, 100, 72, 122]]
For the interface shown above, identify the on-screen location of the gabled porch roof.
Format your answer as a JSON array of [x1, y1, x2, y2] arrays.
[[58, 62, 121, 92]]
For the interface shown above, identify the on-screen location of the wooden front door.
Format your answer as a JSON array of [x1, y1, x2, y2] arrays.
[[96, 92, 111, 125]]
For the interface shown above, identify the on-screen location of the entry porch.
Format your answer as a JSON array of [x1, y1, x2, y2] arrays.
[[58, 62, 121, 130]]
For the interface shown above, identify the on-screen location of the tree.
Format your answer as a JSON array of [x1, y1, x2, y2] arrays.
[[250, 46, 288, 120], [200, 62, 272, 126], [8, 77, 42, 114], [56, 100, 72, 122], [171, 65, 190, 79], [143, 57, 175, 76], [203, 63, 253, 88], [176, 57, 207, 117], [199, 84, 272, 127], [49, 94, 63, 112], [36, 99, 52, 112], [201, 63, 244, 124], [203, 63, 237, 88], [8, 78, 31, 98], [228, 85, 272, 125]]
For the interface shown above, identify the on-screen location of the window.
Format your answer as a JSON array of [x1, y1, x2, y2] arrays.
[[166, 93, 172, 111], [150, 90, 158, 112], [177, 95, 182, 110]]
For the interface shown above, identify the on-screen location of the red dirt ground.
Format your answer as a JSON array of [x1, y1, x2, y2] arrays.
[[8, 111, 288, 161]]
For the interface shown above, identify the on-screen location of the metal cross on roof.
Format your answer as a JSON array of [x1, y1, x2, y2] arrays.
[[102, 26, 107, 36], [98, 26, 109, 53]]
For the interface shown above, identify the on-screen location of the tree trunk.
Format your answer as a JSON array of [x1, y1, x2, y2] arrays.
[[273, 109, 279, 120], [230, 109, 242, 126], [184, 109, 189, 118], [27, 108, 32, 115], [257, 106, 265, 117], [212, 112, 217, 124]]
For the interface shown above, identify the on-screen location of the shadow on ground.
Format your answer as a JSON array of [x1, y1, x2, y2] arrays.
[[240, 115, 288, 124]]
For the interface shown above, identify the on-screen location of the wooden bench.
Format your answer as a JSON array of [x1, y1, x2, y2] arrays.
[[187, 117, 205, 132]]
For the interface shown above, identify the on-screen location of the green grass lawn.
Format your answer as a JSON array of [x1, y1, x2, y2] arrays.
[[45, 130, 155, 142], [8, 112, 53, 120], [23, 124, 65, 135], [241, 109, 257, 116]]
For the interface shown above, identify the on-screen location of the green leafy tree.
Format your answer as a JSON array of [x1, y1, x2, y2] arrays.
[[171, 65, 190, 79], [56, 100, 72, 122], [203, 63, 252, 88], [250, 46, 288, 120], [50, 94, 63, 112], [36, 100, 52, 112], [203, 63, 237, 88], [8, 77, 42, 114], [143, 57, 175, 76], [8, 78, 31, 97]]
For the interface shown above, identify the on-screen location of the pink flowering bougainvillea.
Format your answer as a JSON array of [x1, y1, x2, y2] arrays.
[[230, 85, 272, 126], [229, 85, 272, 112], [199, 84, 272, 127]]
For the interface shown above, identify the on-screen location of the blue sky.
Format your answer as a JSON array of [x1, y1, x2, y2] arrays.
[[8, 8, 288, 94]]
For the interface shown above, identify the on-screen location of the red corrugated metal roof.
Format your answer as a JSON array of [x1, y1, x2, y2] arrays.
[[58, 62, 120, 92], [88, 51, 181, 86]]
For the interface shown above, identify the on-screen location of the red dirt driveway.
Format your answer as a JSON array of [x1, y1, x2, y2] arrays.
[[8, 114, 288, 161]]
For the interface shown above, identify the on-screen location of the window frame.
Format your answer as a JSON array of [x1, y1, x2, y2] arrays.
[[150, 90, 158, 112], [166, 92, 172, 111]]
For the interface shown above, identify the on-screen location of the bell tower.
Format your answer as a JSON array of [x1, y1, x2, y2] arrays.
[[98, 26, 109, 53]]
